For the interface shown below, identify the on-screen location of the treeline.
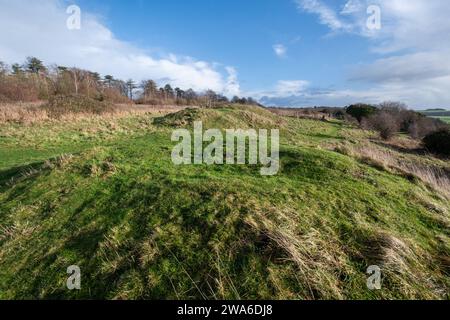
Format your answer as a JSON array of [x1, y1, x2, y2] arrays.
[[136, 79, 258, 107], [0, 57, 128, 103], [0, 57, 258, 107]]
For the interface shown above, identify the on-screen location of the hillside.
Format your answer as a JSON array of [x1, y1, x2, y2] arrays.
[[0, 105, 449, 299]]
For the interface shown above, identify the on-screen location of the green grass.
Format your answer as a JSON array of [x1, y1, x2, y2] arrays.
[[435, 116, 450, 124], [0, 106, 449, 299]]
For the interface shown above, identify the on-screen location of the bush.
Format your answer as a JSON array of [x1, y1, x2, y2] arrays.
[[408, 116, 448, 139], [346, 104, 377, 123], [423, 129, 450, 156], [98, 88, 131, 104], [364, 111, 400, 140], [0, 75, 40, 102], [41, 95, 117, 118], [346, 101, 449, 141]]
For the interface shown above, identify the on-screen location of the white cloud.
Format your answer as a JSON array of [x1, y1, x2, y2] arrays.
[[296, 0, 352, 32], [224, 67, 241, 97], [259, 79, 450, 108], [0, 0, 239, 95], [249, 80, 310, 101], [369, 0, 450, 53], [350, 51, 450, 83], [340, 0, 364, 15], [275, 80, 310, 96], [348, 1, 450, 108], [292, 0, 450, 108], [273, 44, 287, 58]]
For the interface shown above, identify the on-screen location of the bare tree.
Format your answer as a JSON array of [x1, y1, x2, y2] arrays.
[[141, 80, 158, 100], [126, 79, 137, 100], [366, 111, 400, 140]]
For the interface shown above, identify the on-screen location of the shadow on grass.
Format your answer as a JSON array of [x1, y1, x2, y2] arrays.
[[0, 161, 50, 196], [6, 173, 291, 299]]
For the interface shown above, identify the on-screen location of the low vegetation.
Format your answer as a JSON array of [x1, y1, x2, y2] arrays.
[[423, 129, 450, 156], [41, 95, 117, 119], [341, 102, 450, 161]]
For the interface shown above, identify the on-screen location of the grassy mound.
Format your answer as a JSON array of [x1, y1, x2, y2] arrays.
[[154, 105, 284, 129], [0, 105, 449, 299], [41, 95, 117, 119]]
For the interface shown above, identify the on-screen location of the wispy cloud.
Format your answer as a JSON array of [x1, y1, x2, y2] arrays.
[[295, 0, 352, 32], [249, 80, 310, 100], [340, 0, 364, 15], [273, 44, 287, 58], [224, 67, 241, 97], [275, 80, 310, 96], [290, 0, 450, 108]]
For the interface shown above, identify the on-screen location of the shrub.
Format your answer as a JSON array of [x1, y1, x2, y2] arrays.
[[334, 110, 346, 119], [99, 88, 131, 104], [0, 75, 40, 102], [41, 94, 117, 118], [379, 102, 418, 132], [352, 101, 450, 141], [346, 104, 377, 123], [409, 116, 448, 139], [423, 129, 450, 156], [364, 111, 400, 140]]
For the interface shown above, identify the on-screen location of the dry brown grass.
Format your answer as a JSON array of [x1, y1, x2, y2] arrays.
[[245, 203, 350, 299], [0, 101, 188, 124], [358, 230, 444, 298], [0, 101, 47, 123], [270, 108, 333, 121], [0, 222, 37, 242], [335, 142, 450, 199], [245, 199, 447, 299]]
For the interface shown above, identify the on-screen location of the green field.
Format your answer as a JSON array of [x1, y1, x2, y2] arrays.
[[0, 105, 449, 299], [436, 116, 450, 124], [419, 110, 450, 123]]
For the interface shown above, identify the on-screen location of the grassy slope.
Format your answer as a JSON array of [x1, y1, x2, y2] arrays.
[[0, 106, 449, 299]]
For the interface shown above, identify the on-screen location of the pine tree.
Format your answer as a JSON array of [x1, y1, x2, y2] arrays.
[[26, 57, 46, 74]]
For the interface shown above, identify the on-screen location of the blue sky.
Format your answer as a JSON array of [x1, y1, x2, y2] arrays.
[[1, 0, 450, 108], [74, 0, 373, 94]]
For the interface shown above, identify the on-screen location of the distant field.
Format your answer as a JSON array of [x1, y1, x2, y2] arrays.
[[436, 116, 450, 123], [418, 110, 450, 123], [419, 110, 450, 116]]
